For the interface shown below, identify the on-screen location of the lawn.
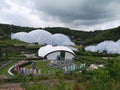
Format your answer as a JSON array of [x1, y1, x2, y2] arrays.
[[76, 55, 109, 65], [0, 39, 26, 46], [25, 60, 62, 75], [25, 44, 41, 49], [0, 60, 16, 76]]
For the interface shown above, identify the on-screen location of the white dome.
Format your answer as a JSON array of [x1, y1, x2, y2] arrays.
[[52, 34, 75, 46], [96, 41, 112, 53], [11, 32, 33, 43], [85, 45, 97, 52], [85, 40, 120, 54], [11, 32, 27, 40], [38, 45, 75, 60], [117, 39, 120, 46], [106, 42, 120, 54], [11, 30, 75, 46], [11, 29, 52, 45], [96, 41, 120, 54], [28, 29, 52, 45]]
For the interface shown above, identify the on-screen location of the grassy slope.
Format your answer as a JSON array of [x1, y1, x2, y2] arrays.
[[0, 39, 26, 46], [0, 61, 16, 76]]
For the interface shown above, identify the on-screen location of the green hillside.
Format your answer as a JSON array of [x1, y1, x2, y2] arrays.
[[84, 27, 120, 45], [0, 23, 120, 45]]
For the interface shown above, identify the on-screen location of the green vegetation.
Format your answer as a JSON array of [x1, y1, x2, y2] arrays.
[[75, 56, 108, 65], [0, 47, 120, 90], [19, 58, 120, 90], [25, 44, 41, 49], [22, 83, 49, 90], [0, 23, 120, 45], [0, 39, 40, 61], [25, 60, 61, 75], [0, 23, 120, 89], [0, 23, 35, 39], [21, 80, 74, 90], [0, 61, 16, 76], [0, 39, 26, 46]]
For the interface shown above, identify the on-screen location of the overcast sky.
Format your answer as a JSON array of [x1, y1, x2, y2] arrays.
[[0, 0, 120, 31]]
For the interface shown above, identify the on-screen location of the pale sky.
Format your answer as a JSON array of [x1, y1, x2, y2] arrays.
[[0, 0, 120, 31]]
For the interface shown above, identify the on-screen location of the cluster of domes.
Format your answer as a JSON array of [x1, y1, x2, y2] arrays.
[[85, 40, 120, 54], [11, 29, 75, 46]]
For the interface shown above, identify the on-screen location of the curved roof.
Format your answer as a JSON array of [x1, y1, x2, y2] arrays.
[[96, 41, 120, 54], [11, 32, 27, 40], [85, 40, 120, 54], [28, 29, 52, 45], [11, 30, 75, 46], [38, 45, 75, 57], [96, 41, 112, 53], [106, 42, 120, 54], [52, 33, 75, 46], [85, 45, 97, 52], [11, 32, 33, 43], [117, 39, 120, 46]]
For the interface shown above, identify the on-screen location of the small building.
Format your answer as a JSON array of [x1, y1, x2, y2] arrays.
[[38, 45, 75, 60]]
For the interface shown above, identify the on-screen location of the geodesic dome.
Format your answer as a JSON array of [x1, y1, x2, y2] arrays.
[[96, 41, 112, 53], [11, 32, 33, 43], [85, 45, 97, 52], [52, 34, 75, 46], [11, 29, 75, 46], [117, 39, 120, 46], [105, 42, 120, 54], [28, 30, 52, 45], [11, 29, 52, 45], [85, 40, 120, 54]]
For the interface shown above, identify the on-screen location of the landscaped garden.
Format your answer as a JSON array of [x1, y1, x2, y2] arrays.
[[0, 39, 120, 90], [0, 61, 16, 76]]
